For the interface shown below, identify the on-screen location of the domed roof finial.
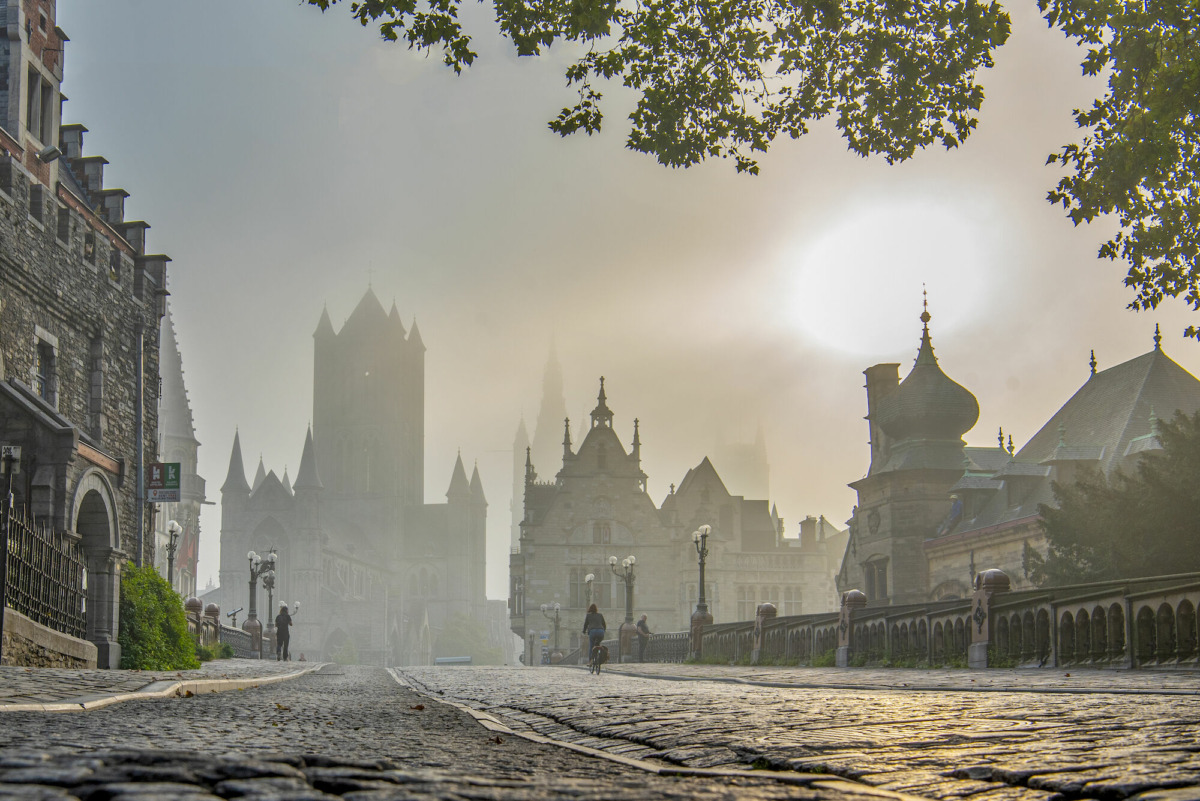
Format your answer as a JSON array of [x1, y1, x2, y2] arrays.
[[920, 284, 931, 326], [1089, 349, 1097, 376], [998, 427, 1004, 449], [1154, 323, 1162, 350]]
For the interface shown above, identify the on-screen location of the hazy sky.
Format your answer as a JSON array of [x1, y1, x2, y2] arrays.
[[58, 1, 1200, 601]]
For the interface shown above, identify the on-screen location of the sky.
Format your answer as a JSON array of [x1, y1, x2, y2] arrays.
[[57, 0, 1200, 602]]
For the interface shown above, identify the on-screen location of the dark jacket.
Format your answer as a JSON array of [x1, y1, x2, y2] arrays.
[[275, 611, 292, 637], [582, 611, 606, 633]]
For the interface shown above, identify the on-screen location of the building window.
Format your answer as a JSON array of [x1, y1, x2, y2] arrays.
[[25, 66, 53, 144], [108, 249, 121, 282], [86, 335, 104, 440], [737, 586, 754, 620], [35, 339, 55, 403], [28, 184, 46, 224], [592, 522, 611, 544], [864, 559, 889, 601], [56, 204, 70, 244], [83, 231, 96, 264]]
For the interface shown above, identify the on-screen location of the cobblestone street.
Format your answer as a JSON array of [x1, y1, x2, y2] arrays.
[[397, 665, 1200, 801], [0, 664, 913, 800]]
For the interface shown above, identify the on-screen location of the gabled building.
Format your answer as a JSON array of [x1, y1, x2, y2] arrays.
[[510, 378, 844, 653]]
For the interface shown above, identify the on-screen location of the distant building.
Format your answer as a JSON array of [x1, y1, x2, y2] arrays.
[[0, 0, 170, 667], [510, 378, 844, 651], [838, 313, 1200, 603], [153, 305, 206, 599], [207, 289, 488, 664]]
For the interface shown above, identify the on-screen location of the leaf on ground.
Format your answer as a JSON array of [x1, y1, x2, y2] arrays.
[[490, 736, 504, 744], [275, 703, 291, 710], [410, 704, 425, 710]]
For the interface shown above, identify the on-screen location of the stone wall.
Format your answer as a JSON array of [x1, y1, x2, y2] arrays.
[[0, 606, 97, 668]]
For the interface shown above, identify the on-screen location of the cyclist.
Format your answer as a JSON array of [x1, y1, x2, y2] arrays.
[[582, 603, 606, 667]]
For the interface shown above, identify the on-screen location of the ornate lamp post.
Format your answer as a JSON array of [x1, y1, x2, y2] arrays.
[[262, 556, 278, 656], [585, 573, 595, 607], [245, 549, 276, 657], [165, 520, 182, 593], [691, 525, 713, 660], [609, 554, 637, 662], [540, 602, 562, 663]]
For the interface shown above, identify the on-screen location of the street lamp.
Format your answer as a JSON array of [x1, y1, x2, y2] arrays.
[[540, 602, 561, 663], [246, 549, 277, 657], [609, 554, 636, 662], [585, 573, 595, 607], [165, 520, 182, 593], [263, 560, 277, 643], [690, 525, 714, 659]]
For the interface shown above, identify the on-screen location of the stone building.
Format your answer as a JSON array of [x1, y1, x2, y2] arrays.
[[838, 314, 1200, 604], [0, 0, 170, 667], [152, 304, 206, 599], [207, 289, 488, 664], [510, 378, 844, 653]]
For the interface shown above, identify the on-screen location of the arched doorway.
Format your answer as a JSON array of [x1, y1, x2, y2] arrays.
[[70, 470, 121, 668]]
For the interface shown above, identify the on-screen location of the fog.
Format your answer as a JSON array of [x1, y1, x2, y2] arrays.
[[57, 1, 1200, 600]]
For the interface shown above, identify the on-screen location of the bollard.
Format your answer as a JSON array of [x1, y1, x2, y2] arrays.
[[968, 569, 1010, 668], [751, 603, 777, 664], [836, 590, 867, 667]]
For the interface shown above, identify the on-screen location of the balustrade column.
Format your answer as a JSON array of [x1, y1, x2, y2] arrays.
[[969, 569, 1010, 668], [836, 590, 867, 667]]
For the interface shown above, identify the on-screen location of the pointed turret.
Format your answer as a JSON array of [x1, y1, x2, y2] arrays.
[[525, 446, 537, 486], [253, 457, 266, 492], [590, 377, 614, 429], [281, 467, 293, 496], [388, 301, 406, 336], [314, 304, 335, 340], [470, 463, 487, 505], [562, 417, 573, 460], [447, 452, 471, 501], [408, 319, 425, 351], [632, 418, 641, 462], [220, 430, 251, 495], [293, 426, 323, 491]]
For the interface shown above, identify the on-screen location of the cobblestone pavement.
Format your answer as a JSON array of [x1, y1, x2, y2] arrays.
[[0, 659, 313, 708], [0, 664, 916, 800], [398, 665, 1200, 801]]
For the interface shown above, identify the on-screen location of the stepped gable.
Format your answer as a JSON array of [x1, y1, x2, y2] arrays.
[[874, 309, 979, 443]]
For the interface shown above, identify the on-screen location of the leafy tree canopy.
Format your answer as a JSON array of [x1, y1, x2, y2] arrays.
[[308, 0, 1200, 336], [1032, 409, 1200, 585]]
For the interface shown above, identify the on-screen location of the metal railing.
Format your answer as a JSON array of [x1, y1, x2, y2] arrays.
[[3, 503, 86, 639]]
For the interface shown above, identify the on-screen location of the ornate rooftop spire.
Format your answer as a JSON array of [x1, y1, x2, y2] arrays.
[[1090, 349, 1097, 376], [590, 376, 614, 429], [562, 416, 572, 459], [1154, 323, 1162, 350]]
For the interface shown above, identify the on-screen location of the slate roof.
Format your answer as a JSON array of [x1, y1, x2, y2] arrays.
[[941, 346, 1200, 539]]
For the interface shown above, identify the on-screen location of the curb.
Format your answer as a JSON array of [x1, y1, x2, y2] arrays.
[[388, 667, 933, 801], [0, 663, 327, 713], [589, 665, 1200, 696]]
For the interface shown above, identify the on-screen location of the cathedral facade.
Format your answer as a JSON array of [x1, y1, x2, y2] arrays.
[[207, 289, 487, 664]]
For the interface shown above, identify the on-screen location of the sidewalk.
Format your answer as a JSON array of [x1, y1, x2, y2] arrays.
[[0, 658, 321, 711], [598, 661, 1200, 694]]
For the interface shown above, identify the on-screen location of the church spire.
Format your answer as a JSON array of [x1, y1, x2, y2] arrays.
[[253, 456, 266, 492], [1154, 323, 1162, 350], [531, 342, 568, 470], [524, 446, 536, 486], [447, 451, 471, 500], [562, 416, 572, 460], [220, 430, 251, 495], [632, 418, 641, 462], [294, 426, 323, 491], [1089, 349, 1097, 376], [470, 463, 487, 505]]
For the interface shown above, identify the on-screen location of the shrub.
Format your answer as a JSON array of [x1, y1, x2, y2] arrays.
[[810, 649, 836, 667], [196, 642, 235, 662], [118, 564, 200, 670]]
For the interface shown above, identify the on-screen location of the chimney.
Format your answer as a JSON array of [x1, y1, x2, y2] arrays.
[[799, 515, 818, 550], [863, 363, 900, 472]]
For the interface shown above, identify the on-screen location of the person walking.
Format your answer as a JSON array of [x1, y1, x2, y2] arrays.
[[582, 604, 607, 654], [636, 614, 651, 662], [275, 604, 295, 661]]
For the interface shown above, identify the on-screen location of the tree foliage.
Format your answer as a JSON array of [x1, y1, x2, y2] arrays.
[[1042, 0, 1200, 337], [306, 0, 1010, 174], [118, 564, 201, 671], [1033, 410, 1200, 585], [308, 0, 1200, 331]]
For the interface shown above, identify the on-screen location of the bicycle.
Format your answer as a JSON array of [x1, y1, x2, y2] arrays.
[[589, 643, 608, 674]]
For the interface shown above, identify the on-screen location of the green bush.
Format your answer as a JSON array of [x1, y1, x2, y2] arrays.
[[196, 642, 235, 662], [810, 649, 836, 667], [118, 564, 200, 670]]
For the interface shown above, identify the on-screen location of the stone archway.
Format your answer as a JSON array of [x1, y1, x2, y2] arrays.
[[70, 470, 122, 669]]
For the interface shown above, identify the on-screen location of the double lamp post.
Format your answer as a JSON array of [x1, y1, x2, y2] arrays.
[[246, 549, 276, 656], [690, 524, 713, 660], [609, 554, 636, 662]]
